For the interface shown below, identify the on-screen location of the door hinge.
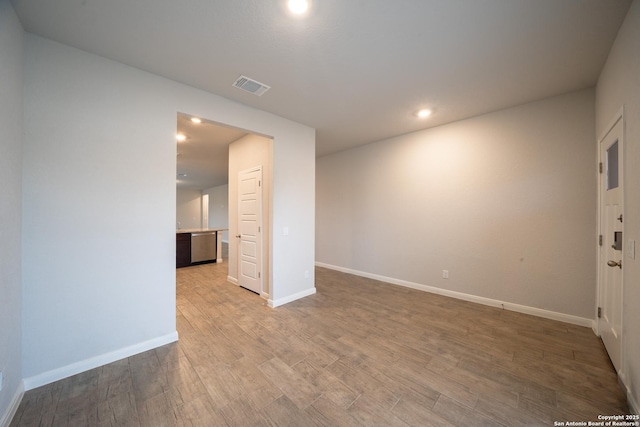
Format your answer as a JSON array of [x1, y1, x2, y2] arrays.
[[597, 307, 602, 318], [599, 162, 603, 174], [617, 214, 623, 223], [599, 235, 603, 246], [258, 272, 261, 278], [259, 180, 261, 187]]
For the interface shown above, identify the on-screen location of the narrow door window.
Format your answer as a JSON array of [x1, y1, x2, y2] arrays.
[[607, 141, 619, 190]]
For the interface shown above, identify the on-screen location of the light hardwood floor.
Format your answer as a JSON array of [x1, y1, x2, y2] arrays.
[[11, 253, 629, 426]]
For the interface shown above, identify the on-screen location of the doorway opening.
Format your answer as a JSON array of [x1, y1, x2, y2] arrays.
[[175, 112, 273, 299]]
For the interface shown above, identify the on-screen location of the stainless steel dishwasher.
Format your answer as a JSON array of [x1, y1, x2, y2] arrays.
[[190, 231, 217, 263]]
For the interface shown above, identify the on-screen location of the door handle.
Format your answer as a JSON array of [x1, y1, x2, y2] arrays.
[[236, 234, 241, 238], [607, 260, 622, 269]]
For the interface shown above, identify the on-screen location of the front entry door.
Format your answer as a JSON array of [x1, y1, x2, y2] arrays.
[[598, 116, 624, 373], [238, 166, 262, 294]]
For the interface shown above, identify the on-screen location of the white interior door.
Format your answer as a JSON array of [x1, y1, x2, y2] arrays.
[[237, 166, 262, 294], [598, 116, 624, 373]]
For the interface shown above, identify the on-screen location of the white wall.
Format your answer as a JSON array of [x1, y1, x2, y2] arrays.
[[176, 188, 203, 230], [228, 134, 273, 296], [271, 127, 317, 305], [226, 131, 317, 306], [22, 34, 315, 387], [22, 34, 179, 386], [0, 0, 24, 423], [203, 184, 229, 242], [317, 89, 596, 322], [595, 0, 640, 412]]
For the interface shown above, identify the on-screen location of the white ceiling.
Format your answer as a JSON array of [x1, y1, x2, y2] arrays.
[[12, 0, 631, 159], [176, 114, 247, 190]]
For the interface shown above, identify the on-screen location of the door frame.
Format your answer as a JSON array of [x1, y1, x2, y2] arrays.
[[596, 106, 625, 374]]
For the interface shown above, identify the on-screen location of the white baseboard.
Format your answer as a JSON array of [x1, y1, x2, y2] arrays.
[[22, 331, 179, 391], [315, 262, 593, 328], [629, 396, 639, 416], [626, 383, 639, 415], [0, 381, 24, 427], [268, 287, 317, 308]]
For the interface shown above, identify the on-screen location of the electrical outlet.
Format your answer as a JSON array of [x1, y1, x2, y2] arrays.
[[304, 270, 310, 279], [442, 270, 449, 279]]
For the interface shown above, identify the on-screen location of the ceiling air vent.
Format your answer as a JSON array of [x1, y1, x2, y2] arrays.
[[232, 75, 271, 96]]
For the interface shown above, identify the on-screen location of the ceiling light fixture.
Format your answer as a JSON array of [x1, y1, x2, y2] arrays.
[[176, 134, 186, 142], [288, 0, 309, 14], [190, 117, 202, 124], [417, 109, 432, 119]]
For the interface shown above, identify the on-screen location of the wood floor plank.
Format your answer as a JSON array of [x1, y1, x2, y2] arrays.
[[257, 357, 322, 410], [129, 353, 168, 404], [345, 394, 409, 427], [325, 358, 400, 410], [364, 355, 477, 408], [219, 397, 270, 426], [291, 359, 359, 409], [10, 257, 629, 426], [474, 396, 546, 426], [262, 395, 320, 427], [97, 391, 140, 426], [432, 395, 503, 427], [173, 393, 227, 426], [216, 320, 274, 365], [457, 355, 558, 406], [135, 392, 178, 427], [304, 395, 362, 427], [292, 335, 340, 370], [426, 355, 520, 409], [391, 390, 456, 427], [192, 362, 244, 410], [228, 356, 283, 410]]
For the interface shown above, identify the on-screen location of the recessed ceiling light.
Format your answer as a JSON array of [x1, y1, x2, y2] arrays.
[[417, 109, 432, 119], [288, 0, 309, 14], [176, 134, 186, 142], [191, 117, 202, 124]]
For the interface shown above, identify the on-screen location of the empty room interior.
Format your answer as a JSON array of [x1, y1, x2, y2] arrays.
[[1, 0, 639, 425]]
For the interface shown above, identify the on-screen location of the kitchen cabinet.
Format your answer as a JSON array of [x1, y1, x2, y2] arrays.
[[176, 233, 192, 268]]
